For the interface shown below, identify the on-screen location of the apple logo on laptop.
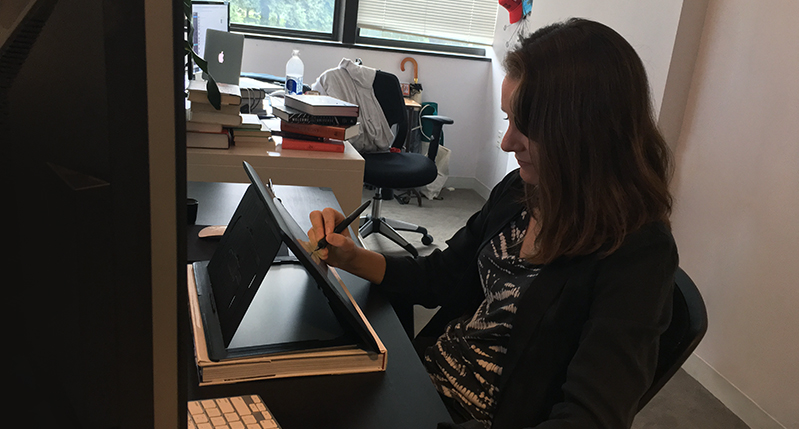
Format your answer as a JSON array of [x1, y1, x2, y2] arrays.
[[218, 50, 224, 64]]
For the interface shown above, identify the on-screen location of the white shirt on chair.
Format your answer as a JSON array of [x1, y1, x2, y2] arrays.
[[311, 58, 394, 153]]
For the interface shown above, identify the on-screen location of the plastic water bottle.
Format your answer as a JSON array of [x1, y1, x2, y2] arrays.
[[285, 49, 304, 95]]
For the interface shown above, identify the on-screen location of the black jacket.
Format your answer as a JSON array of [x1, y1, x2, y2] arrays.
[[380, 170, 678, 428]]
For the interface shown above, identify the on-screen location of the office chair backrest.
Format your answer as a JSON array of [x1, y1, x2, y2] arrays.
[[372, 71, 408, 150], [638, 267, 708, 409]]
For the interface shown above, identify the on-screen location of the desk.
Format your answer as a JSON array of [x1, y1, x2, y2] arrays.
[[186, 181, 452, 429], [187, 141, 365, 214]]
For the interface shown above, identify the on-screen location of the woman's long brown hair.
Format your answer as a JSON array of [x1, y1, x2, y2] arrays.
[[504, 18, 674, 264]]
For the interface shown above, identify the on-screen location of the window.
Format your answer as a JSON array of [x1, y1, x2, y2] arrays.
[[357, 0, 497, 46], [228, 0, 498, 56], [230, 0, 337, 36]]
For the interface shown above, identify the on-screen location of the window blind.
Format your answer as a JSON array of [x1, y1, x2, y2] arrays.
[[357, 0, 499, 46]]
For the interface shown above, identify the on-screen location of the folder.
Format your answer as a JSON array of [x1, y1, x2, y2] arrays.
[[187, 161, 386, 385]]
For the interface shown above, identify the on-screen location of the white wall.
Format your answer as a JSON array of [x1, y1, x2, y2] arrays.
[[479, 0, 689, 194], [670, 1, 799, 427]]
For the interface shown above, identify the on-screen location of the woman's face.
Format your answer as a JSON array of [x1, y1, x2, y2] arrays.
[[500, 77, 540, 185]]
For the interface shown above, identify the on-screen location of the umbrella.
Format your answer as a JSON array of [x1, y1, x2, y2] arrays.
[[401, 57, 423, 103]]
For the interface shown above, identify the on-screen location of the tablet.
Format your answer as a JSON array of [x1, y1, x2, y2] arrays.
[[195, 161, 379, 360]]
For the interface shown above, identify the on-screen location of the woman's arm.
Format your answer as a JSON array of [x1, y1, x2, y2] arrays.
[[379, 171, 525, 308], [307, 207, 386, 284], [308, 170, 524, 307]]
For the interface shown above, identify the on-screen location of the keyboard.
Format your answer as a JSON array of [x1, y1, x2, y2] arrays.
[[188, 394, 282, 429]]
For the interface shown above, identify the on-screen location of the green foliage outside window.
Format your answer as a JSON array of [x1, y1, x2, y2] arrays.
[[230, 0, 335, 33]]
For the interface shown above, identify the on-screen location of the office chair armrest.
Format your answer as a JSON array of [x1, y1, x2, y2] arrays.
[[420, 115, 454, 127], [420, 115, 453, 161]]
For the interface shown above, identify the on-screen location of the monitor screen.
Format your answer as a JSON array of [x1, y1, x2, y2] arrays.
[[0, 0, 38, 49], [192, 1, 229, 72], [4, 0, 185, 425]]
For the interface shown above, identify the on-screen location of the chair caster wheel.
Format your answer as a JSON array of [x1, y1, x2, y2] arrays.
[[421, 234, 434, 245]]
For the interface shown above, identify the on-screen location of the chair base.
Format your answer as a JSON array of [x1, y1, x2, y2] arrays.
[[394, 188, 424, 206], [358, 192, 433, 257]]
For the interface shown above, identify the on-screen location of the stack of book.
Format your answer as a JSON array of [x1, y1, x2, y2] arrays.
[[271, 94, 360, 153], [230, 114, 274, 148], [186, 79, 243, 149]]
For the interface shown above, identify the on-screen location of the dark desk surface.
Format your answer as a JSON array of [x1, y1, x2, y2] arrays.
[[186, 181, 452, 429]]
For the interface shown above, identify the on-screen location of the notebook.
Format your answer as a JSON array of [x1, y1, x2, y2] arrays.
[[203, 28, 244, 85]]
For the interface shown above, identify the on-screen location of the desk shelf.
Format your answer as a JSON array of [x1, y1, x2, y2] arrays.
[[187, 141, 365, 214]]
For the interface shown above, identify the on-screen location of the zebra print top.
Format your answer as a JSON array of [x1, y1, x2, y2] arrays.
[[424, 209, 542, 427]]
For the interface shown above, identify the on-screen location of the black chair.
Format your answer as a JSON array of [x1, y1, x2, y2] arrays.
[[359, 71, 453, 257], [638, 266, 708, 409]]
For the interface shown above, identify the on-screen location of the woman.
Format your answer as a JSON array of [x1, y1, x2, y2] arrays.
[[308, 18, 677, 429]]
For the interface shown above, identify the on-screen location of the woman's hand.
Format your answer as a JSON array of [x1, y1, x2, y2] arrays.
[[308, 207, 358, 268], [307, 207, 387, 284]]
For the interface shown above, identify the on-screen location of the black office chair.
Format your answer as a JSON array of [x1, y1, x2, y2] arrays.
[[359, 71, 453, 257], [638, 266, 708, 410]]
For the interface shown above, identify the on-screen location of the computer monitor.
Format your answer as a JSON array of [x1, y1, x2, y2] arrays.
[[0, 0, 40, 48], [191, 1, 230, 74], [3, 0, 185, 427]]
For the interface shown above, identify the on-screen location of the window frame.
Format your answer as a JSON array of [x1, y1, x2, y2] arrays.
[[228, 0, 490, 58]]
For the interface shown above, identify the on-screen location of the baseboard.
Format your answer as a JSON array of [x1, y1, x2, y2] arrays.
[[444, 176, 492, 200], [683, 354, 786, 429]]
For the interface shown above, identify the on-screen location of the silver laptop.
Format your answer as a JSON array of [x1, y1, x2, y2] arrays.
[[203, 28, 244, 85]]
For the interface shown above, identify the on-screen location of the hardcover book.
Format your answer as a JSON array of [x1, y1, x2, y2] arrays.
[[186, 121, 224, 133], [279, 136, 345, 153], [232, 129, 272, 139], [271, 130, 324, 141], [279, 121, 360, 141], [231, 115, 271, 138], [272, 101, 358, 127], [237, 113, 264, 129], [233, 135, 275, 148], [187, 79, 242, 106], [187, 130, 231, 149], [186, 108, 243, 127], [189, 100, 242, 115], [284, 94, 359, 117]]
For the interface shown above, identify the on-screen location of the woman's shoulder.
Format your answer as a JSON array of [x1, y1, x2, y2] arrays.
[[603, 221, 678, 269], [499, 168, 524, 187], [626, 221, 675, 248], [487, 169, 525, 202]]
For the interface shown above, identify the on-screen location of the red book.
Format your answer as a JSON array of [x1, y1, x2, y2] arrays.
[[280, 121, 360, 140], [279, 136, 345, 153]]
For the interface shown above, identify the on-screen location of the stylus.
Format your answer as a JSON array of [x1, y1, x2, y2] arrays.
[[314, 200, 372, 252]]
